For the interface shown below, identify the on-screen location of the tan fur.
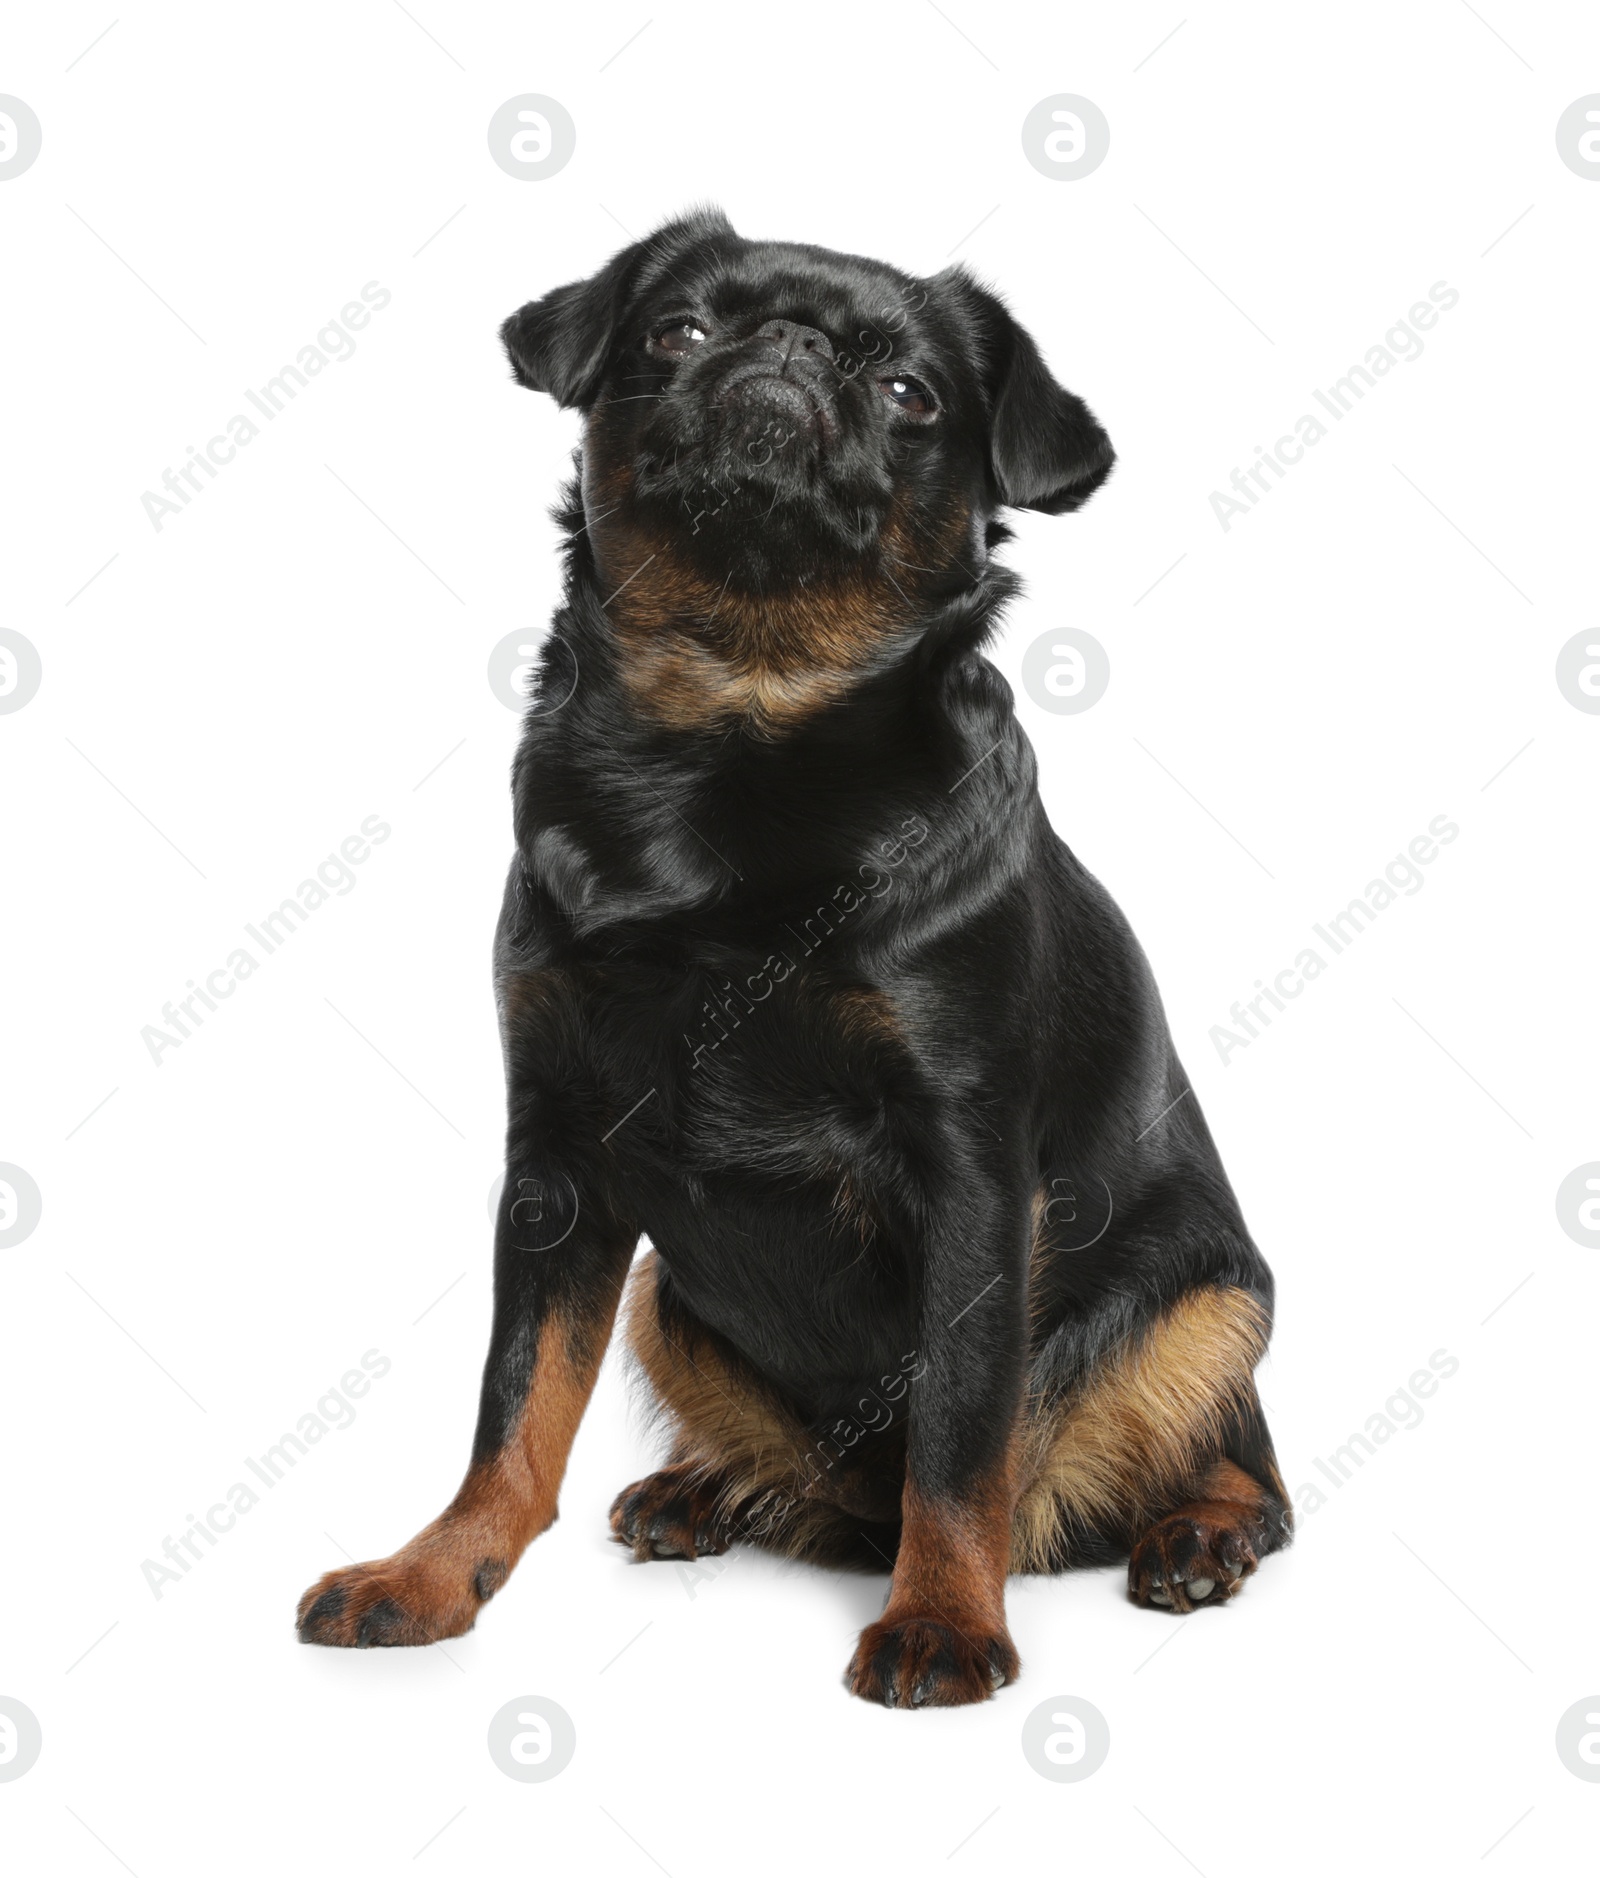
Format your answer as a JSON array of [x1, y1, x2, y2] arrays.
[[612, 610, 884, 733], [1027, 1185, 1052, 1334], [294, 1293, 627, 1645], [1010, 1285, 1270, 1571], [583, 443, 973, 734], [845, 1455, 1022, 1703], [625, 1252, 1270, 1577], [832, 983, 901, 1044], [423, 1297, 627, 1568], [1193, 1451, 1288, 1512], [885, 1466, 1015, 1633]]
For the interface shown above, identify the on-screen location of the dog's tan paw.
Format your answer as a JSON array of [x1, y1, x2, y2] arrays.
[[846, 1615, 1018, 1708], [296, 1549, 506, 1647]]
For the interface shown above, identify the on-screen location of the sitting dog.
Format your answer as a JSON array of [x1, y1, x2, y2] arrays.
[[297, 208, 1290, 1706]]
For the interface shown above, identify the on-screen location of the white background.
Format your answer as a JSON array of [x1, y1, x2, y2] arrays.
[[3, 2, 1597, 1871]]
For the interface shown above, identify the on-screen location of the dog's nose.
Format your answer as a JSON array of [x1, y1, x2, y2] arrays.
[[754, 319, 834, 365]]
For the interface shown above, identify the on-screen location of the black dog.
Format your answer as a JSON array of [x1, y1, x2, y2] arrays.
[[298, 208, 1290, 1706]]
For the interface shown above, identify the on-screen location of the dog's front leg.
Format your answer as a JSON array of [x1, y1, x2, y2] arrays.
[[846, 1166, 1029, 1708], [297, 1146, 634, 1648]]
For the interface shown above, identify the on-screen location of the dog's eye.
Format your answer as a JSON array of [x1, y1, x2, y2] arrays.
[[653, 321, 708, 355], [879, 375, 935, 415]]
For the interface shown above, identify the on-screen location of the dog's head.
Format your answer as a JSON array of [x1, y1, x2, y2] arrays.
[[501, 208, 1114, 726]]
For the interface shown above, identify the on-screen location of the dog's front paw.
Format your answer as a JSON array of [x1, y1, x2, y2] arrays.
[[609, 1465, 732, 1561], [296, 1548, 504, 1647], [846, 1615, 1018, 1709]]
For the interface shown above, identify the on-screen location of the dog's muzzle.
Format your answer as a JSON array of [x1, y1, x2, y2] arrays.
[[711, 319, 843, 448]]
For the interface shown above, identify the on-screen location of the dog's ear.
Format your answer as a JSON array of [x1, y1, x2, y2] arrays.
[[501, 206, 736, 411], [935, 266, 1115, 515]]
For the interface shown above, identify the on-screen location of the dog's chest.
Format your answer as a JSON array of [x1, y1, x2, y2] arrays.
[[586, 949, 907, 1165], [537, 944, 916, 1285], [584, 949, 921, 1382]]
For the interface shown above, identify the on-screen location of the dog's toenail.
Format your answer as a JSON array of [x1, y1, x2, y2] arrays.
[[1186, 1576, 1215, 1599]]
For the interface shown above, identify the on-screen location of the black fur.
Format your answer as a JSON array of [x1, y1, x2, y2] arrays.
[[490, 211, 1259, 1476], [297, 210, 1285, 1698]]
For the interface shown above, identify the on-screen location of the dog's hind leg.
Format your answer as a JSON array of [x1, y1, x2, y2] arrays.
[[1126, 1381, 1291, 1611], [616, 1251, 904, 1568], [1012, 1284, 1291, 1607]]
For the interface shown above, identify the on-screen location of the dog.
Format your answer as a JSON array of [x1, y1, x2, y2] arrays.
[[297, 207, 1290, 1706]]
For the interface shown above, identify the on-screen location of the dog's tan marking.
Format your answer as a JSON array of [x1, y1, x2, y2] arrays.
[[845, 1453, 1021, 1706], [581, 441, 974, 733], [885, 1467, 1015, 1634], [832, 983, 901, 1045], [296, 1292, 625, 1646], [1010, 1285, 1270, 1571]]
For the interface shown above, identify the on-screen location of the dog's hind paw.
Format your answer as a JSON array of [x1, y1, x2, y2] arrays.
[[609, 1465, 733, 1561], [1128, 1505, 1258, 1613]]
